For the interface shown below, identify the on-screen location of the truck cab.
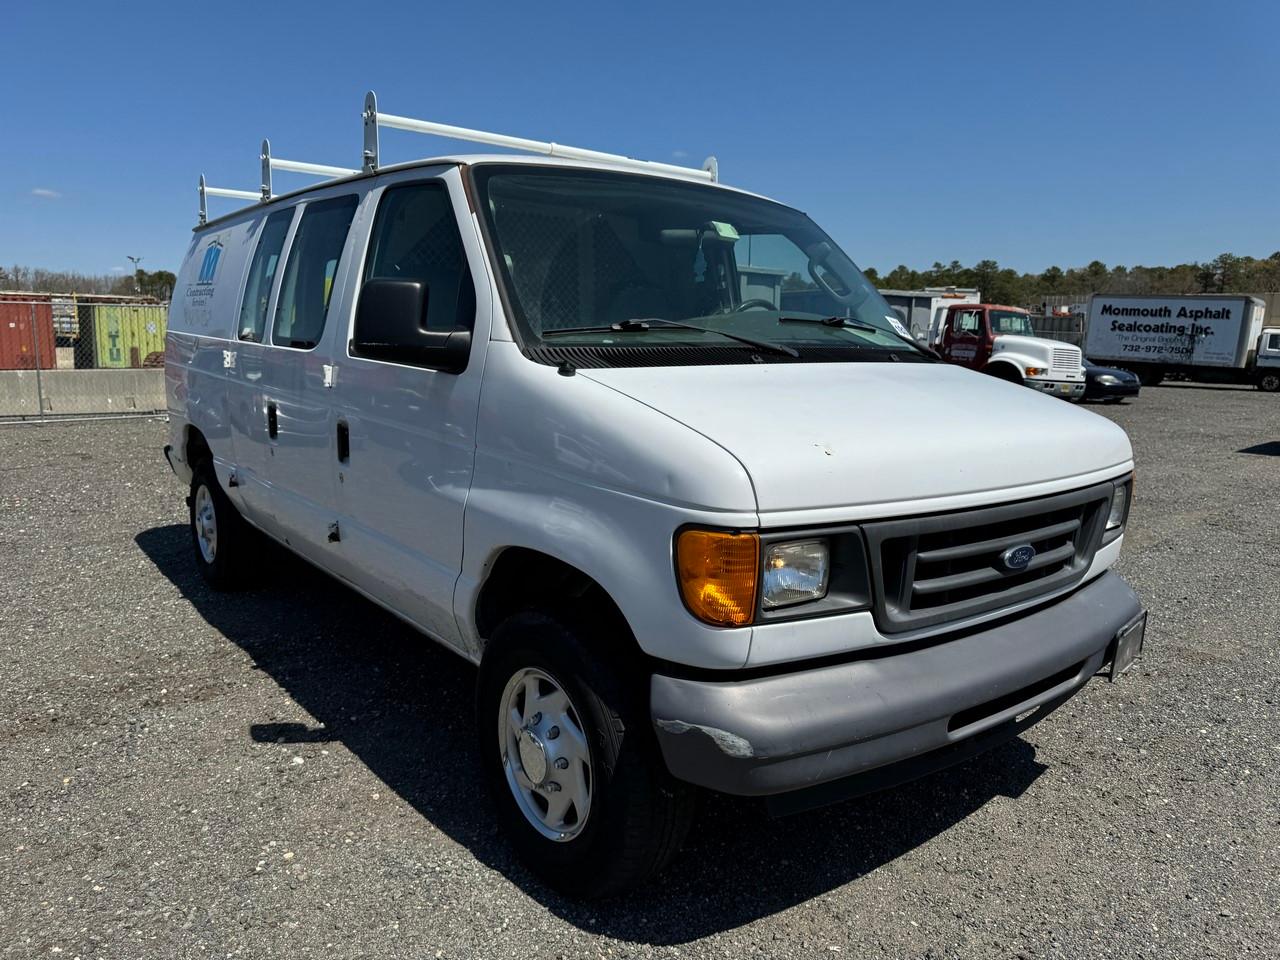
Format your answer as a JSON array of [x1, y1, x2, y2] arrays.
[[940, 303, 1086, 400], [1256, 327, 1280, 392]]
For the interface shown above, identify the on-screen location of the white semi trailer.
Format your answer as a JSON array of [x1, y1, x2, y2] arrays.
[[1084, 294, 1280, 392]]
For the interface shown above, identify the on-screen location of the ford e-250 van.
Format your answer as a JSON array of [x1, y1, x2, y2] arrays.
[[164, 95, 1146, 897]]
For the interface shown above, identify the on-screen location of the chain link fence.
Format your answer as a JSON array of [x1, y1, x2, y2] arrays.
[[0, 293, 169, 420]]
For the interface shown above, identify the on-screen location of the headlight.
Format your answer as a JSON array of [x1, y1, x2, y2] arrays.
[[1097, 374, 1120, 385], [1107, 480, 1131, 530], [1025, 366, 1045, 377], [762, 539, 830, 609]]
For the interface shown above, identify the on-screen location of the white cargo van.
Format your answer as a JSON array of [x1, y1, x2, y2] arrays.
[[164, 94, 1146, 897]]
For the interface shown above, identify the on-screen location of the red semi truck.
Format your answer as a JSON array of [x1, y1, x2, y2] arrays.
[[934, 303, 1086, 400]]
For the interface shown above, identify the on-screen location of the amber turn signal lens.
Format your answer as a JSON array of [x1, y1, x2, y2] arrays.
[[676, 529, 759, 626]]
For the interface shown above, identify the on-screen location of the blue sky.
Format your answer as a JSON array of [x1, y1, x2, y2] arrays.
[[2, 1, 1277, 278]]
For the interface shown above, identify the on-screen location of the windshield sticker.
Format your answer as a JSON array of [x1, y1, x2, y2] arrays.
[[886, 315, 911, 339]]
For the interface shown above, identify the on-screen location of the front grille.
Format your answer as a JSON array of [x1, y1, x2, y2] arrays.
[[1051, 347, 1081, 372], [863, 482, 1112, 633]]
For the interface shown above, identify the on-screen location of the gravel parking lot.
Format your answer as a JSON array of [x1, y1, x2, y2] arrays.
[[2, 386, 1277, 959]]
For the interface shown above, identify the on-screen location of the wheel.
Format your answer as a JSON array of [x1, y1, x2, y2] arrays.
[[188, 460, 251, 590], [1258, 371, 1280, 392], [1137, 367, 1164, 387], [477, 610, 695, 898]]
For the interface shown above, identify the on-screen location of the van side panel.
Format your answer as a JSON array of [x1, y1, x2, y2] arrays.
[[166, 218, 261, 489]]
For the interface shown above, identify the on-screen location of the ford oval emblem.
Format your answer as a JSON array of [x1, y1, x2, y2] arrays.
[[1000, 544, 1037, 571]]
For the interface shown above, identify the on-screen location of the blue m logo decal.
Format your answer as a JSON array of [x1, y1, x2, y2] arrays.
[[197, 241, 223, 285]]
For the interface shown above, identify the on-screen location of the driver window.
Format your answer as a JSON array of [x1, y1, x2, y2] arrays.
[[954, 310, 982, 335]]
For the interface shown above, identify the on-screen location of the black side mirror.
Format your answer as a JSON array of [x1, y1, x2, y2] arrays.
[[351, 278, 471, 373]]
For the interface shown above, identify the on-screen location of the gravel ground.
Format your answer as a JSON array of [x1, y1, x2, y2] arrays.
[[1, 386, 1277, 959]]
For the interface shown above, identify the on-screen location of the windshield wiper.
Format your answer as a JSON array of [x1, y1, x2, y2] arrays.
[[778, 315, 939, 359], [778, 315, 881, 333], [544, 318, 800, 358]]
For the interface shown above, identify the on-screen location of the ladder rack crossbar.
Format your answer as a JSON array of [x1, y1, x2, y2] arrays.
[[204, 186, 261, 200], [270, 157, 360, 178], [372, 109, 716, 182]]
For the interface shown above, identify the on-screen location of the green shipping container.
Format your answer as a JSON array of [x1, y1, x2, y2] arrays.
[[90, 304, 167, 368]]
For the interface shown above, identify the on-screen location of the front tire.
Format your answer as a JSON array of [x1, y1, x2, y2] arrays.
[[188, 461, 251, 590], [477, 610, 695, 898], [1258, 371, 1280, 393]]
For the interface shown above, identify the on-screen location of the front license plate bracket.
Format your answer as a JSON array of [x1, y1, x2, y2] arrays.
[[1109, 611, 1147, 681]]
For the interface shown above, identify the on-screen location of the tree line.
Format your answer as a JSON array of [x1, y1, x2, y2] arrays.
[[862, 252, 1280, 308], [1, 264, 177, 300], [6, 251, 1280, 310]]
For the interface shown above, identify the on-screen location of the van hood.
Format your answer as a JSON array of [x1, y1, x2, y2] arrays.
[[579, 361, 1131, 513]]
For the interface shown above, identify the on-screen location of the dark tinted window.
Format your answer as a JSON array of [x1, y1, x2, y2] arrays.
[[238, 208, 294, 342], [272, 195, 359, 349], [364, 182, 473, 332]]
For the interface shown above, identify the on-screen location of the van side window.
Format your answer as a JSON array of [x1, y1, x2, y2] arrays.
[[272, 195, 359, 350], [1269, 332, 1280, 351], [238, 208, 294, 342], [363, 181, 474, 332]]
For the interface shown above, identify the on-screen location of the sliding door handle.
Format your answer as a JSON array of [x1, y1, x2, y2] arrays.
[[336, 420, 350, 463], [266, 402, 278, 439]]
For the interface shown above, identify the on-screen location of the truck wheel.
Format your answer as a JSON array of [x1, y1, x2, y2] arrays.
[[477, 610, 695, 898], [189, 461, 251, 590], [1138, 367, 1165, 387], [1258, 371, 1280, 393]]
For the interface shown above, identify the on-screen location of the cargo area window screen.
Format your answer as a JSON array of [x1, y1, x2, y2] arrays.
[[363, 181, 474, 333], [271, 195, 359, 350], [238, 209, 294, 342]]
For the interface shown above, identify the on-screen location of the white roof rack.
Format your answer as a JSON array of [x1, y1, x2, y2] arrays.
[[198, 175, 260, 225], [361, 91, 719, 184], [196, 90, 720, 225]]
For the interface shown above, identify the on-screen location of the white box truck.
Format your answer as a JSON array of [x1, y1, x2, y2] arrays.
[[1085, 294, 1280, 391]]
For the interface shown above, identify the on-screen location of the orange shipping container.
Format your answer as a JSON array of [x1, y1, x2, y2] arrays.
[[0, 295, 56, 370]]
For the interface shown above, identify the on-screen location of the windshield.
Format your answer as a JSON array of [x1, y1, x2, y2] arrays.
[[472, 165, 926, 364], [990, 310, 1035, 337]]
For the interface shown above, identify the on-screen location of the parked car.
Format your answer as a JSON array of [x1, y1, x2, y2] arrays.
[[164, 95, 1147, 897], [1083, 359, 1141, 402]]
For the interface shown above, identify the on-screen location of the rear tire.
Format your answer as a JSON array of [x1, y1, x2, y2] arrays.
[[477, 610, 695, 898], [189, 460, 251, 590], [1137, 367, 1165, 387], [1258, 371, 1280, 393]]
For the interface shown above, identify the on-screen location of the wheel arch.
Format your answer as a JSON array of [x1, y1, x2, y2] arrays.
[[983, 360, 1025, 382], [473, 546, 641, 662], [185, 423, 213, 470]]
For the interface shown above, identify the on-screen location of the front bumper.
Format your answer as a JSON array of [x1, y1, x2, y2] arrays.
[[1028, 377, 1086, 399], [1085, 381, 1141, 400], [650, 571, 1143, 809]]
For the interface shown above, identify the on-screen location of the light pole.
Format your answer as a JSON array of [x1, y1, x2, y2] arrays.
[[126, 255, 143, 294]]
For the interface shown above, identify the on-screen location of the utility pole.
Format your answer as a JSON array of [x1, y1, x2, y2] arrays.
[[127, 255, 143, 294]]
